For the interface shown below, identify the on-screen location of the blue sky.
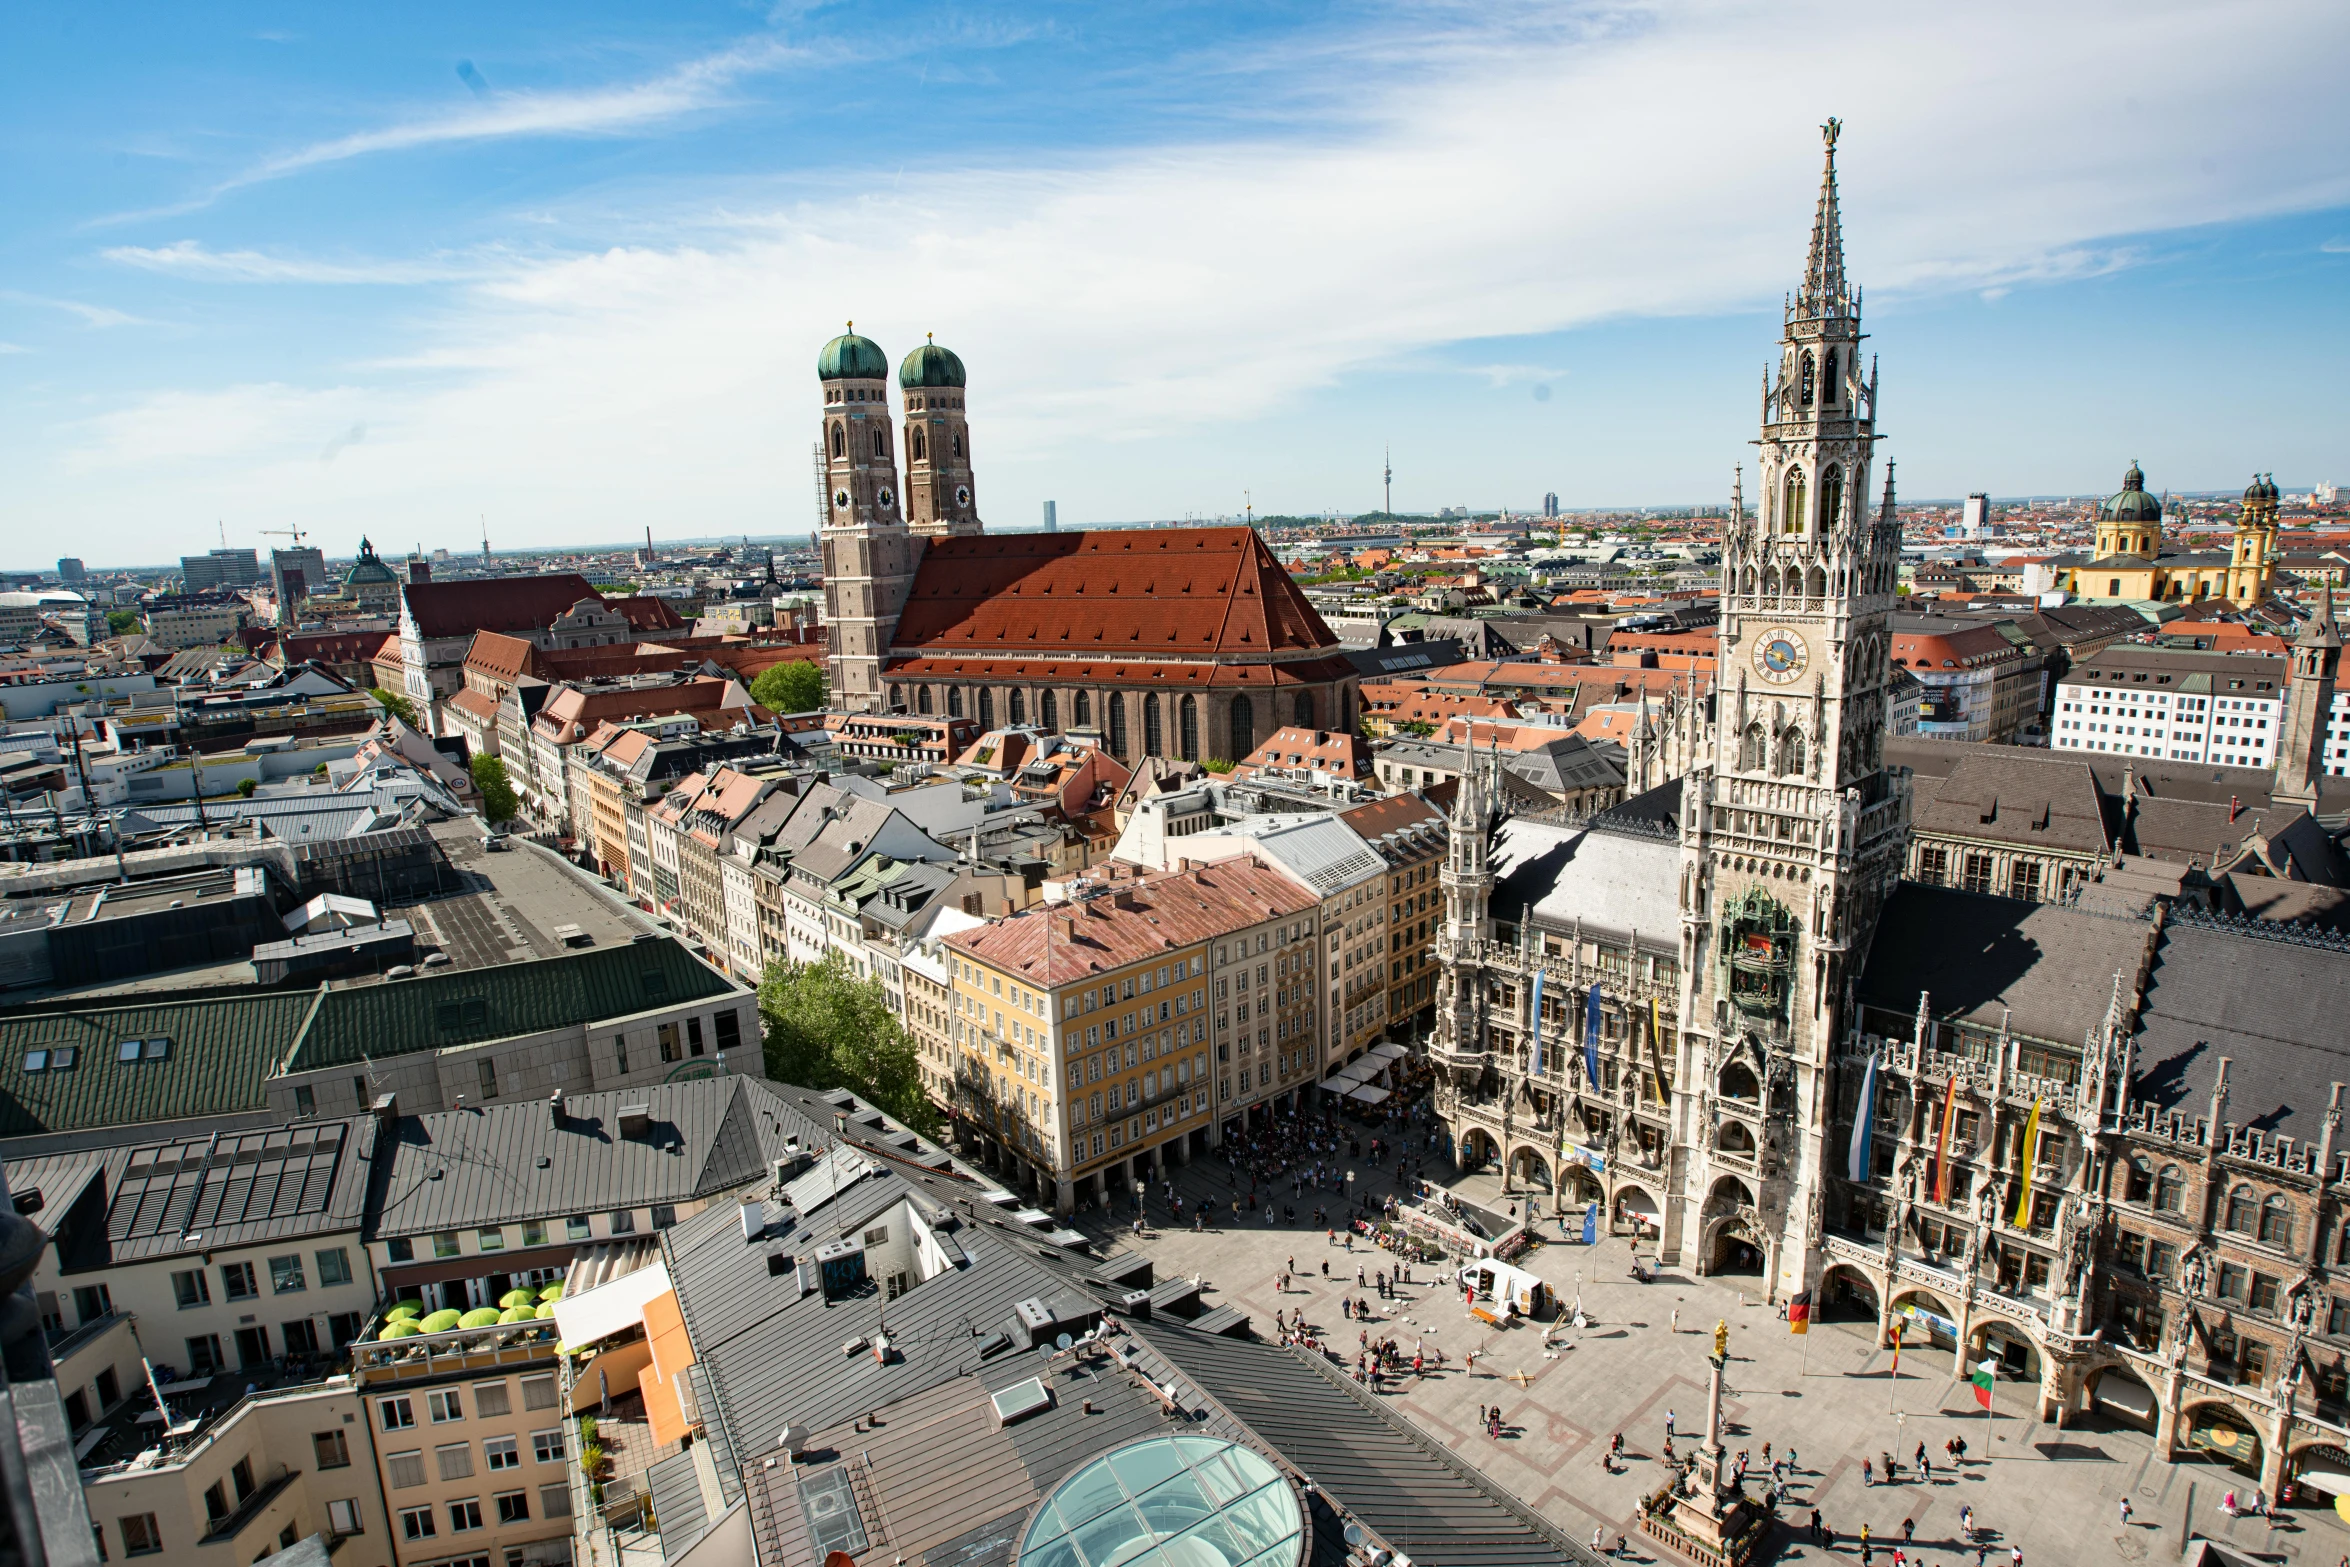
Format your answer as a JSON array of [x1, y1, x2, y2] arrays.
[[2, 0, 2346, 567]]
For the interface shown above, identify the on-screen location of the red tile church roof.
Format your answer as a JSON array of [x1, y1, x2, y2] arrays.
[[889, 528, 1338, 660], [401, 574, 601, 639]]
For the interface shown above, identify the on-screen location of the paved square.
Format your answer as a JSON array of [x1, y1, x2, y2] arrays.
[[1057, 1142, 2349, 1565]]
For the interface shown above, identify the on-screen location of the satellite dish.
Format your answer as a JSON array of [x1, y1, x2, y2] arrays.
[[1055, 1332, 1073, 1352]]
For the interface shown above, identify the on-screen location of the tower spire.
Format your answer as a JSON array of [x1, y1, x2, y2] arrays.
[[1799, 118, 1848, 318]]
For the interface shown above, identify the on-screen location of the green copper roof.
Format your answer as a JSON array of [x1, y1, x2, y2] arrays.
[[817, 327, 889, 381], [898, 337, 966, 389], [2103, 461, 2163, 523]]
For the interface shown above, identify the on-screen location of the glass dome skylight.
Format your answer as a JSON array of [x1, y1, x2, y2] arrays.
[[1014, 1435, 1307, 1567]]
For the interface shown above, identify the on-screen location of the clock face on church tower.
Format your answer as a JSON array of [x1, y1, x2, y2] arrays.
[[1751, 626, 1810, 685]]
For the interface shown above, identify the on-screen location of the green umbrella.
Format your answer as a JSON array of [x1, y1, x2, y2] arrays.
[[499, 1306, 535, 1324], [499, 1289, 538, 1310], [420, 1309, 463, 1332], [387, 1300, 424, 1319], [458, 1307, 504, 1328], [378, 1320, 421, 1340], [539, 1283, 565, 1302]]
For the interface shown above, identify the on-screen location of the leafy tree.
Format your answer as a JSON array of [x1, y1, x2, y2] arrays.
[[470, 754, 520, 823], [1200, 757, 1235, 774], [235, 777, 257, 798], [757, 954, 938, 1135], [1396, 719, 1437, 739], [106, 609, 141, 636], [749, 659, 827, 714], [368, 687, 420, 728]]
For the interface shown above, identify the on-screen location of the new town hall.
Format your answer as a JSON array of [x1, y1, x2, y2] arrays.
[[1434, 125, 2350, 1499]]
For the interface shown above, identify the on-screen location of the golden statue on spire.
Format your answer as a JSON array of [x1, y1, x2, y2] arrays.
[[1822, 117, 1841, 151], [1713, 1319, 1730, 1361]]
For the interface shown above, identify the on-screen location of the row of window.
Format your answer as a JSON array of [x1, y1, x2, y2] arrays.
[[385, 1428, 565, 1484], [172, 1248, 355, 1307], [378, 1377, 559, 1430], [2119, 1160, 2302, 1248], [398, 1487, 565, 1541], [382, 1209, 671, 1263]]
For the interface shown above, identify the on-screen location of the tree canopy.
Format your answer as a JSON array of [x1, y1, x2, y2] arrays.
[[470, 754, 519, 823], [757, 954, 937, 1134], [368, 687, 420, 728], [749, 659, 826, 714]]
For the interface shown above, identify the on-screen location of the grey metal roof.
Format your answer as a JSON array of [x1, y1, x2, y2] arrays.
[[2132, 914, 2350, 1140], [1858, 884, 2154, 1047], [1139, 1321, 1591, 1567], [1490, 815, 1679, 948], [369, 1077, 796, 1238], [646, 1449, 710, 1561], [1216, 816, 1387, 898]]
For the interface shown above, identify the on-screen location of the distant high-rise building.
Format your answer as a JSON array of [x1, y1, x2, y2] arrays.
[[1542, 492, 1559, 519], [1962, 493, 1989, 535], [1041, 501, 1058, 533], [55, 557, 84, 582], [180, 547, 260, 593], [270, 546, 326, 618]]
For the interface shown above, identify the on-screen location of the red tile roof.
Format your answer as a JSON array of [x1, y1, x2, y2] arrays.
[[273, 630, 393, 667], [883, 653, 1353, 690], [401, 574, 601, 639], [890, 528, 1338, 659], [605, 596, 688, 632], [945, 859, 1317, 987], [464, 630, 543, 682], [1237, 726, 1374, 780]]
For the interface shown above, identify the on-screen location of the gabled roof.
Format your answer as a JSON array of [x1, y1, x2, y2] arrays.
[[464, 630, 543, 683], [946, 860, 1316, 986], [1490, 813, 1678, 949], [370, 1078, 794, 1238], [890, 528, 1339, 659], [0, 992, 319, 1137], [2132, 914, 2350, 1140], [1857, 883, 2153, 1046], [605, 596, 689, 632], [400, 574, 602, 640]]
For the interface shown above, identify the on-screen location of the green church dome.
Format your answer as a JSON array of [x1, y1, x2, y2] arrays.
[[899, 335, 967, 390], [817, 325, 889, 381], [344, 537, 398, 585], [2103, 461, 2163, 523]]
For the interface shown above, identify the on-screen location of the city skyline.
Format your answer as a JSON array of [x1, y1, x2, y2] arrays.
[[1, 0, 2345, 563]]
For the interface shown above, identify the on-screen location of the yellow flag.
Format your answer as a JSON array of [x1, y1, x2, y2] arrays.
[[2011, 1098, 2044, 1228]]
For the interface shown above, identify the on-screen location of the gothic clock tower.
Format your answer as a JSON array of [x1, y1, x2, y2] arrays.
[[1672, 120, 1911, 1298]]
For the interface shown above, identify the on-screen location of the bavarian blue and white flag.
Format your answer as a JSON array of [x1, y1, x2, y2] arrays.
[[1846, 1050, 1879, 1183], [1583, 983, 1604, 1088], [1528, 966, 1545, 1078]]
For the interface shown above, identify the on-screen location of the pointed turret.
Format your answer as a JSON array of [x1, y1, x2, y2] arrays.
[[2304, 581, 2342, 650], [1796, 118, 1850, 320]]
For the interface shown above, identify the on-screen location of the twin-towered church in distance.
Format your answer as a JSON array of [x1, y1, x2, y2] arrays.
[[812, 329, 1362, 759]]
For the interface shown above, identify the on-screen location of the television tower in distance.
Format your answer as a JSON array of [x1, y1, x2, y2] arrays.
[[1383, 446, 1392, 518]]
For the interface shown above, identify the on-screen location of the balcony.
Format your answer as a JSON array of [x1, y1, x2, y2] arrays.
[[200, 1465, 299, 1545]]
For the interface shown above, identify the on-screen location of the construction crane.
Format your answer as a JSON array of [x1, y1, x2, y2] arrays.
[[259, 524, 310, 547]]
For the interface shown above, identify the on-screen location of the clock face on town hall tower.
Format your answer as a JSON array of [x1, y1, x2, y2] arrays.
[[1750, 626, 1810, 686]]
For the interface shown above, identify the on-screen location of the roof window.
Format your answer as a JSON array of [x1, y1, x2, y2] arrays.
[[116, 1038, 171, 1063], [21, 1051, 45, 1074]]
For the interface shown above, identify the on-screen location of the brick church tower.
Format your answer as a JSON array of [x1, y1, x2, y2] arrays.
[[818, 326, 919, 712]]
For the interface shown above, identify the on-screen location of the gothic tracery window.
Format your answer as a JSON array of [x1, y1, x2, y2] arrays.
[[911, 426, 927, 461], [873, 428, 889, 458], [1822, 347, 1839, 403], [1074, 689, 1092, 728], [1782, 470, 1807, 535], [1819, 465, 1843, 534], [1799, 351, 1816, 407], [829, 423, 845, 459]]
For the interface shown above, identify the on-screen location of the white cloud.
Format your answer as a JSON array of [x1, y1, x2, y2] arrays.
[[103, 240, 488, 286], [24, 0, 2350, 546], [0, 291, 150, 328], [0, 342, 28, 355]]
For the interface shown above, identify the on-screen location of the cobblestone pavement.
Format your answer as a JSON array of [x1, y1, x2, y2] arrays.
[[1057, 1128, 2347, 1565]]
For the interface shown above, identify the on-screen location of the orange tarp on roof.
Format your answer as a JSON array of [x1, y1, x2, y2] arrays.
[[639, 1289, 696, 1446]]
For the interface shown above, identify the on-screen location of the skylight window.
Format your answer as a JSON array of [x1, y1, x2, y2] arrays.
[[22, 1051, 46, 1074]]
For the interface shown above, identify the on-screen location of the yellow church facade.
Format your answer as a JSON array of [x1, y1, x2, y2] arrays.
[[2058, 465, 2281, 605]]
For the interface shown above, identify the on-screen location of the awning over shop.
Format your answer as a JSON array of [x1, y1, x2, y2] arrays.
[[1346, 1085, 1391, 1104], [2300, 1456, 2350, 1497], [2092, 1371, 2156, 1419], [1368, 1041, 1407, 1060]]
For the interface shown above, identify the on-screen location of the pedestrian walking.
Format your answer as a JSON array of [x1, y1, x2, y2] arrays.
[[1901, 1518, 1914, 1544], [1809, 1509, 1823, 1544], [1862, 1457, 1873, 1487], [1665, 1409, 1676, 1438], [2119, 1496, 2132, 1527], [1671, 1308, 1680, 1334], [1960, 1505, 1973, 1537]]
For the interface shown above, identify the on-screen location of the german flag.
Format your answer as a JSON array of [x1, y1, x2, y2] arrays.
[[1788, 1290, 1810, 1336]]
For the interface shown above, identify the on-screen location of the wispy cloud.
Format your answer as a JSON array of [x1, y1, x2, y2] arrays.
[[100, 36, 802, 222], [2323, 237, 2350, 253], [0, 342, 28, 355], [103, 240, 489, 286], [0, 290, 150, 328]]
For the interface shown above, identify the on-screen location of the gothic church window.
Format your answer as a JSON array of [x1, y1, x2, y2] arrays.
[[1819, 465, 1843, 532], [1293, 691, 1313, 728], [873, 428, 889, 458], [829, 423, 845, 459], [1799, 351, 1815, 406], [917, 686, 933, 715], [953, 432, 965, 459], [1782, 470, 1807, 535], [1107, 693, 1127, 754], [979, 688, 996, 728], [1144, 695, 1164, 757], [1008, 688, 1026, 726], [1229, 694, 1254, 757], [1739, 723, 1767, 771], [1041, 689, 1058, 731], [1178, 695, 1198, 759], [1778, 728, 1805, 777], [1822, 347, 1839, 402], [948, 686, 964, 718], [1075, 690, 1093, 728], [911, 426, 927, 461]]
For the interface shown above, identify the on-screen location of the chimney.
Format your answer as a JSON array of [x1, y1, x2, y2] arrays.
[[1057, 915, 1077, 943], [370, 1091, 398, 1123], [548, 1091, 566, 1129]]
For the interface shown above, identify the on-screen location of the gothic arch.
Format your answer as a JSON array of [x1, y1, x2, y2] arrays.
[[947, 686, 964, 718], [1716, 1120, 1757, 1156], [1820, 465, 1844, 532], [1106, 692, 1127, 754], [1740, 722, 1767, 771], [1229, 694, 1254, 758], [910, 425, 927, 461], [1507, 1146, 1553, 1192], [1008, 687, 1026, 726], [1074, 689, 1093, 729], [872, 427, 889, 458], [1783, 468, 1807, 535], [1806, 564, 1827, 600], [916, 685, 933, 715], [1762, 565, 1781, 601], [1822, 347, 1839, 403], [887, 684, 903, 711], [1799, 350, 1816, 406], [829, 422, 845, 459], [1718, 1062, 1761, 1101], [1041, 688, 1058, 732], [1178, 694, 1198, 760], [1292, 691, 1313, 728], [978, 687, 995, 728], [1778, 727, 1806, 778], [1143, 694, 1163, 757]]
